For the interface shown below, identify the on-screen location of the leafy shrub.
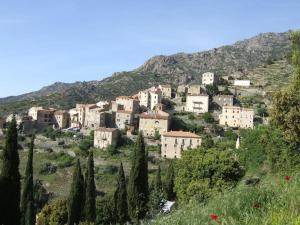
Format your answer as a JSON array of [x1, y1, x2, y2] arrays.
[[39, 162, 57, 175], [47, 152, 75, 168], [202, 112, 215, 124], [175, 148, 245, 203], [36, 198, 68, 225]]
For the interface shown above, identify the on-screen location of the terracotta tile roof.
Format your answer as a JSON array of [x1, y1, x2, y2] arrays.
[[95, 127, 118, 132], [140, 110, 169, 120], [162, 131, 201, 138]]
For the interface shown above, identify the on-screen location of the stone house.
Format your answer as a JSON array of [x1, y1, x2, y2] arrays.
[[202, 72, 216, 85], [69, 104, 98, 128], [212, 95, 234, 108], [139, 110, 170, 137], [186, 95, 209, 114], [116, 96, 139, 113], [159, 84, 172, 98], [54, 110, 70, 129], [94, 127, 119, 149], [28, 107, 56, 124], [138, 87, 162, 110], [84, 107, 107, 129], [161, 131, 202, 159], [187, 84, 201, 95], [115, 110, 134, 130], [219, 106, 254, 129], [177, 85, 187, 95]]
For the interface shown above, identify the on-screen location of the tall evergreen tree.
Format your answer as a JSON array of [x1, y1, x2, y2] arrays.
[[21, 135, 35, 225], [114, 162, 128, 224], [164, 161, 176, 201], [68, 159, 85, 225], [155, 165, 162, 192], [84, 150, 96, 222], [0, 116, 21, 225], [128, 132, 149, 221]]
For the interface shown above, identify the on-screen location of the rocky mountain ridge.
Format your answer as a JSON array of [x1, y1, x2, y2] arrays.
[[0, 31, 294, 115]]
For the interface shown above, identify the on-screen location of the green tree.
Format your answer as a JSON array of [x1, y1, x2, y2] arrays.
[[155, 165, 163, 192], [84, 151, 96, 222], [175, 149, 245, 203], [0, 116, 21, 225], [128, 132, 149, 221], [114, 162, 128, 224], [205, 84, 219, 97], [164, 161, 176, 201], [271, 31, 300, 146], [68, 159, 85, 225], [203, 112, 215, 124], [21, 136, 35, 225]]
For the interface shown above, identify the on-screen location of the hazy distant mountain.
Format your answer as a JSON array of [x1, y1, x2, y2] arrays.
[[0, 31, 293, 115]]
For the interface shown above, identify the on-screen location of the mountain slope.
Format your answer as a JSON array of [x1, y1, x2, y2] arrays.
[[0, 31, 293, 115]]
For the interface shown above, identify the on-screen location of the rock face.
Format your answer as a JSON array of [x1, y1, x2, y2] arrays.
[[0, 31, 293, 115], [136, 32, 291, 81]]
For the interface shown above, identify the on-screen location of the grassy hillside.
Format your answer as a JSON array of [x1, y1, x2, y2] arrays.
[[150, 172, 300, 225]]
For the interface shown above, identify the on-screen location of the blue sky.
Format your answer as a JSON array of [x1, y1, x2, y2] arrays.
[[0, 0, 299, 97]]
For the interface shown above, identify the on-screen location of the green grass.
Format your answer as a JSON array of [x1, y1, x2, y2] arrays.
[[149, 172, 300, 225]]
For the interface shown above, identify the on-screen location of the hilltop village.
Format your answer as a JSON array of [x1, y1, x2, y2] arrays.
[[0, 72, 257, 159]]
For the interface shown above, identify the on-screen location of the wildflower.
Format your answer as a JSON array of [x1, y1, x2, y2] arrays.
[[210, 213, 218, 221], [284, 175, 290, 181]]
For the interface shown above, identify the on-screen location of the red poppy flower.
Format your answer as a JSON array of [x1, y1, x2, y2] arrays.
[[284, 175, 290, 181], [210, 214, 218, 221]]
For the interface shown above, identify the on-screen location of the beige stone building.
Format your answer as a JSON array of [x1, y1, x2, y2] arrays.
[[159, 84, 172, 98], [177, 85, 187, 95], [161, 131, 202, 159], [202, 72, 216, 85], [139, 110, 170, 137], [116, 96, 139, 113], [116, 110, 134, 130], [54, 110, 70, 129], [219, 106, 254, 129], [69, 104, 99, 128], [28, 107, 56, 124], [138, 86, 162, 110], [212, 95, 234, 107], [94, 127, 119, 149], [186, 95, 209, 114], [84, 107, 107, 129], [187, 84, 201, 95]]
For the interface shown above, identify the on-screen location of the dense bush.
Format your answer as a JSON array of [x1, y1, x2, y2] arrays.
[[175, 148, 245, 203], [36, 198, 68, 225], [39, 162, 57, 175], [47, 152, 75, 168], [202, 112, 215, 124]]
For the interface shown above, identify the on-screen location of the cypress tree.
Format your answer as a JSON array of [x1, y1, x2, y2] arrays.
[[84, 150, 96, 222], [67, 159, 85, 225], [155, 165, 162, 192], [164, 161, 175, 201], [127, 132, 149, 221], [114, 162, 128, 224], [21, 135, 35, 225], [0, 116, 21, 225]]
